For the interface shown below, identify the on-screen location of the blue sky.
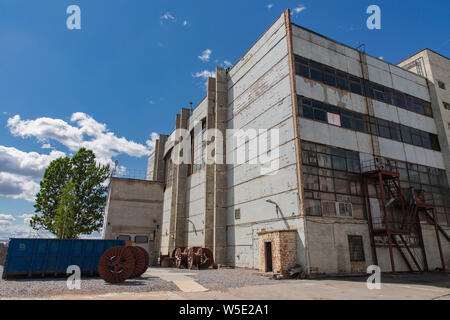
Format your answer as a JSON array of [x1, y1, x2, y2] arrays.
[[0, 0, 449, 239]]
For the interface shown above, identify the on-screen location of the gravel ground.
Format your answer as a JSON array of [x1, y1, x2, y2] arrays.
[[0, 265, 278, 298], [0, 266, 178, 298], [162, 267, 279, 291]]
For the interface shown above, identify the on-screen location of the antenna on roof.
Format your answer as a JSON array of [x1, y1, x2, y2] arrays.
[[190, 102, 193, 114]]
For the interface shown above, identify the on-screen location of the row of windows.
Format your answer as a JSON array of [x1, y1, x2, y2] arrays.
[[301, 140, 450, 226], [298, 96, 441, 151], [301, 141, 365, 219], [294, 56, 433, 117]]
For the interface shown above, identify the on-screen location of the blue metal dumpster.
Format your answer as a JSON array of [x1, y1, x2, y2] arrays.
[[2, 238, 125, 279]]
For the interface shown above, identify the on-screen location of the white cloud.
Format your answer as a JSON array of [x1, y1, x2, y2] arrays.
[[160, 12, 175, 24], [148, 100, 155, 105], [7, 113, 157, 167], [292, 5, 307, 15], [267, 3, 274, 9], [0, 146, 65, 179], [193, 70, 216, 88], [0, 172, 40, 202], [183, 20, 189, 27], [0, 213, 52, 239], [223, 60, 233, 68], [198, 49, 212, 62], [146, 132, 160, 151], [18, 214, 34, 225], [193, 70, 216, 79], [0, 214, 15, 222]]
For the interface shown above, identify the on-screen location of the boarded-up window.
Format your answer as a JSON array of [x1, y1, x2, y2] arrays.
[[348, 235, 365, 262], [327, 112, 341, 126]]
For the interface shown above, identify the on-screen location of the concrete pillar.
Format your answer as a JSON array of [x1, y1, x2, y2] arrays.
[[359, 51, 380, 157], [168, 114, 181, 253], [174, 109, 190, 249], [153, 135, 168, 182], [204, 78, 217, 251], [213, 67, 228, 264]]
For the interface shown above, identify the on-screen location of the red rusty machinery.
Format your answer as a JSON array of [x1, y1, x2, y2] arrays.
[[173, 247, 187, 268], [129, 246, 149, 278], [98, 246, 150, 284], [173, 247, 214, 270]]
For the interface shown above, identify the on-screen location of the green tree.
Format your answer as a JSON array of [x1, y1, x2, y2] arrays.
[[30, 148, 110, 238], [54, 181, 77, 239]]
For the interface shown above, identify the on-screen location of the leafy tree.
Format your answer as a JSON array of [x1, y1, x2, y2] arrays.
[[54, 181, 77, 239], [30, 148, 110, 238]]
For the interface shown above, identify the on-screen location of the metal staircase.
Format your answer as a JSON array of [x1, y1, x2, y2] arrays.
[[362, 158, 446, 273]]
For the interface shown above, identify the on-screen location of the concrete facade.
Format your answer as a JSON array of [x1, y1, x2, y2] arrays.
[[143, 10, 449, 276], [397, 49, 450, 187], [103, 178, 164, 265]]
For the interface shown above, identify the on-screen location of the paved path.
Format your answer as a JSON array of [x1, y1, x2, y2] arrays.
[[143, 268, 209, 293], [3, 277, 449, 300]]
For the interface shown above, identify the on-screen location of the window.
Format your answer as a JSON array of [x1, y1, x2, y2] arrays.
[[322, 201, 336, 216], [332, 156, 347, 171], [306, 199, 322, 216], [294, 55, 432, 118], [443, 102, 450, 110], [117, 235, 131, 241], [438, 81, 446, 90], [338, 202, 353, 217], [135, 235, 148, 244], [164, 149, 173, 188], [234, 208, 241, 220], [297, 95, 440, 151], [348, 236, 365, 262]]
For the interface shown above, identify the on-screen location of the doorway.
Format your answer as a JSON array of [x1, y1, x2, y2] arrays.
[[265, 242, 273, 272]]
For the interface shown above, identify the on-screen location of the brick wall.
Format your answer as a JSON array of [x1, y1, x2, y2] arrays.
[[258, 230, 297, 274]]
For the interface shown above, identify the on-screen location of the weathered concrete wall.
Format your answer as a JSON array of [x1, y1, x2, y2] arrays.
[[0, 247, 7, 265], [398, 50, 450, 187], [160, 186, 173, 255], [225, 13, 304, 271], [103, 178, 164, 265], [306, 217, 374, 274], [292, 23, 449, 275], [421, 224, 450, 270]]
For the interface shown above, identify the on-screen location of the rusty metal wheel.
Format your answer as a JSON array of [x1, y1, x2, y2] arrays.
[[186, 247, 195, 269], [98, 246, 135, 284], [197, 248, 214, 269], [129, 246, 147, 278], [172, 247, 185, 258], [174, 247, 186, 268], [136, 246, 149, 271]]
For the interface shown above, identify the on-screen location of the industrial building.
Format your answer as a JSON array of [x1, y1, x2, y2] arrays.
[[104, 10, 450, 276]]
